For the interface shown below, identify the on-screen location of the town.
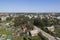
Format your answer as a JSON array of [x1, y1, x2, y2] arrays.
[[0, 13, 60, 40]]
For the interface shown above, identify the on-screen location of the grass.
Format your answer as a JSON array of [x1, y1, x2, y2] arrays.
[[12, 36, 23, 40], [55, 25, 60, 38], [30, 36, 42, 40], [12, 36, 42, 40], [12, 33, 42, 40], [0, 27, 15, 35]]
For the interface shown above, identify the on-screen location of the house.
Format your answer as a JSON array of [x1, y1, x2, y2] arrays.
[[1, 16, 6, 21], [27, 15, 33, 19], [56, 16, 60, 19], [6, 22, 10, 26], [39, 15, 45, 19], [0, 34, 12, 40], [20, 23, 28, 32], [1, 34, 6, 40], [34, 15, 38, 18], [28, 30, 39, 36], [0, 14, 9, 21], [47, 25, 55, 32], [6, 35, 12, 40], [21, 23, 28, 28]]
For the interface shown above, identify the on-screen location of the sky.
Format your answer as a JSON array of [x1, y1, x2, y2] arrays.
[[0, 0, 60, 12]]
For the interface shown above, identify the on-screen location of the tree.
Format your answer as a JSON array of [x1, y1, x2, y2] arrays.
[[42, 17, 51, 26], [28, 22, 34, 30], [33, 18, 45, 27], [9, 21, 14, 27], [0, 18, 2, 23], [6, 16, 12, 21], [14, 15, 29, 27]]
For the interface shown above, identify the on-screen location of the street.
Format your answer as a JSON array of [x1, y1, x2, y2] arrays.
[[34, 26, 57, 40]]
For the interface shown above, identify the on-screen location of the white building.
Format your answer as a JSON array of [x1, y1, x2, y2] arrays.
[[34, 15, 38, 18], [56, 16, 60, 19], [47, 25, 55, 32], [30, 30, 39, 36], [1, 16, 6, 21], [1, 15, 9, 21]]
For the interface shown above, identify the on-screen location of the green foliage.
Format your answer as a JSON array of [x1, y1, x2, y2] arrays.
[[0, 17, 2, 23], [14, 15, 29, 27], [42, 18, 51, 26], [28, 22, 34, 30], [21, 34, 42, 40], [6, 17, 12, 21], [9, 21, 14, 27], [30, 36, 41, 40], [55, 25, 60, 38], [53, 19, 60, 25], [33, 17, 54, 28], [0, 27, 14, 35], [33, 18, 45, 27]]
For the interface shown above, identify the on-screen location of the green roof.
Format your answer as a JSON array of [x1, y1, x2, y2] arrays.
[[6, 35, 12, 39]]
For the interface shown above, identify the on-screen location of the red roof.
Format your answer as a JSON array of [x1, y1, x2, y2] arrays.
[[21, 24, 27, 28]]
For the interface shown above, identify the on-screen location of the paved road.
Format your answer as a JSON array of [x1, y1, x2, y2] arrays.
[[34, 26, 56, 40]]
